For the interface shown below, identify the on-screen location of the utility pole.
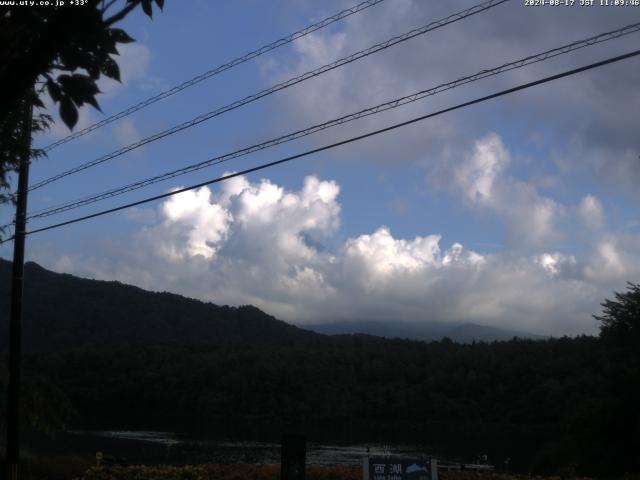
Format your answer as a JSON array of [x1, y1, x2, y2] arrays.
[[5, 96, 33, 480]]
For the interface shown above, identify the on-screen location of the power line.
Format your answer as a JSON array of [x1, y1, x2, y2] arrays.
[[29, 0, 510, 191], [10, 49, 638, 241], [0, 219, 15, 241], [24, 22, 640, 221], [39, 0, 388, 152]]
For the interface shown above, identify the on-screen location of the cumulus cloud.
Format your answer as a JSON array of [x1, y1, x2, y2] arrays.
[[154, 186, 231, 260], [31, 174, 640, 337], [584, 238, 626, 283], [536, 252, 577, 278], [447, 134, 563, 251], [263, 0, 640, 192], [455, 133, 508, 205], [579, 195, 605, 230], [338, 228, 480, 293]]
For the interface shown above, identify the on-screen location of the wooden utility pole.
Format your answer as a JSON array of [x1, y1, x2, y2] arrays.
[[5, 97, 33, 480]]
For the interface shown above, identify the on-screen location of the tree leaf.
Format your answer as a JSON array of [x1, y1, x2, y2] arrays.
[[141, 0, 153, 18], [100, 34, 119, 55], [56, 74, 72, 90], [59, 46, 90, 72], [109, 28, 135, 44], [32, 96, 45, 109], [59, 97, 78, 130], [46, 79, 62, 102], [85, 96, 102, 112], [101, 56, 121, 82], [155, 0, 164, 9], [59, 74, 102, 112], [86, 62, 101, 79]]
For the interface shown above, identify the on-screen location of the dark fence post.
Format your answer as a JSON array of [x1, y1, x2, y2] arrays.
[[281, 434, 306, 480]]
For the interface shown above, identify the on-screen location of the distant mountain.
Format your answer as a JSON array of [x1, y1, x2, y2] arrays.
[[0, 259, 320, 352], [305, 319, 545, 343]]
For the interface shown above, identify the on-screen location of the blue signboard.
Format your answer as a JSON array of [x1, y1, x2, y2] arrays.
[[366, 457, 433, 480]]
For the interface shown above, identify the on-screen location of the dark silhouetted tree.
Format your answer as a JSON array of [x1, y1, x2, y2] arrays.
[[577, 282, 640, 475], [0, 0, 164, 215], [595, 281, 640, 347]]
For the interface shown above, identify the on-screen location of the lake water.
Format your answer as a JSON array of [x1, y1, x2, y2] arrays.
[[57, 430, 432, 467]]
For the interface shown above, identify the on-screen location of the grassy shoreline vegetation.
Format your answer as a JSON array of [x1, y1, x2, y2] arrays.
[[6, 454, 640, 480], [69, 466, 640, 480], [76, 464, 356, 480]]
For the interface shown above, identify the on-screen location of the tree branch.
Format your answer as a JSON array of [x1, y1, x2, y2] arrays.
[[101, 0, 119, 14], [104, 1, 139, 27]]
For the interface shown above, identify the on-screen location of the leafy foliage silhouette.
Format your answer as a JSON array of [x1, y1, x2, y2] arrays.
[[578, 283, 640, 475], [595, 282, 640, 345], [0, 0, 164, 215]]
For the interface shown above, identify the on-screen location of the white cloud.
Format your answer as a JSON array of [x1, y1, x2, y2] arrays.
[[579, 194, 605, 230], [122, 206, 157, 224], [118, 43, 151, 83], [584, 239, 625, 283], [536, 252, 577, 278], [263, 0, 640, 194], [113, 118, 142, 147], [341, 228, 445, 291], [456, 133, 508, 205], [138, 175, 340, 276], [504, 194, 561, 250], [99, 43, 152, 96], [449, 134, 563, 251], [151, 186, 231, 260], [30, 174, 640, 337]]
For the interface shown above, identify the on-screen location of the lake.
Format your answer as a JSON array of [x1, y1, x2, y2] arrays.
[[39, 430, 432, 467]]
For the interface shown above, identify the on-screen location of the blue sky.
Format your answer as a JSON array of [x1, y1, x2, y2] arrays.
[[2, 0, 640, 335]]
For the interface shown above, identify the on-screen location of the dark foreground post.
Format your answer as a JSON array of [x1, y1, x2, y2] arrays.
[[5, 98, 33, 480], [281, 434, 306, 480]]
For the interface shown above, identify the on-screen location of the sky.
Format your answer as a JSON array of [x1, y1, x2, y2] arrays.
[[2, 0, 640, 336]]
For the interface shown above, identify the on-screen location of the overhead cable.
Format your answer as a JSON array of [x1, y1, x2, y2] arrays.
[[25, 22, 640, 221], [29, 0, 510, 191], [39, 0, 389, 152], [9, 48, 637, 241]]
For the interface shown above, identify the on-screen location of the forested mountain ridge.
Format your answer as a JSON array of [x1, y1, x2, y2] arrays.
[[0, 258, 320, 352]]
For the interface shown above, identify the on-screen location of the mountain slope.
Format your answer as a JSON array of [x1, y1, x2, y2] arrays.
[[0, 259, 320, 352], [1, 258, 543, 352], [306, 319, 545, 343]]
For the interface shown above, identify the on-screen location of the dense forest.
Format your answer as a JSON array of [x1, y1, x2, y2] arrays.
[[1, 260, 639, 476]]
